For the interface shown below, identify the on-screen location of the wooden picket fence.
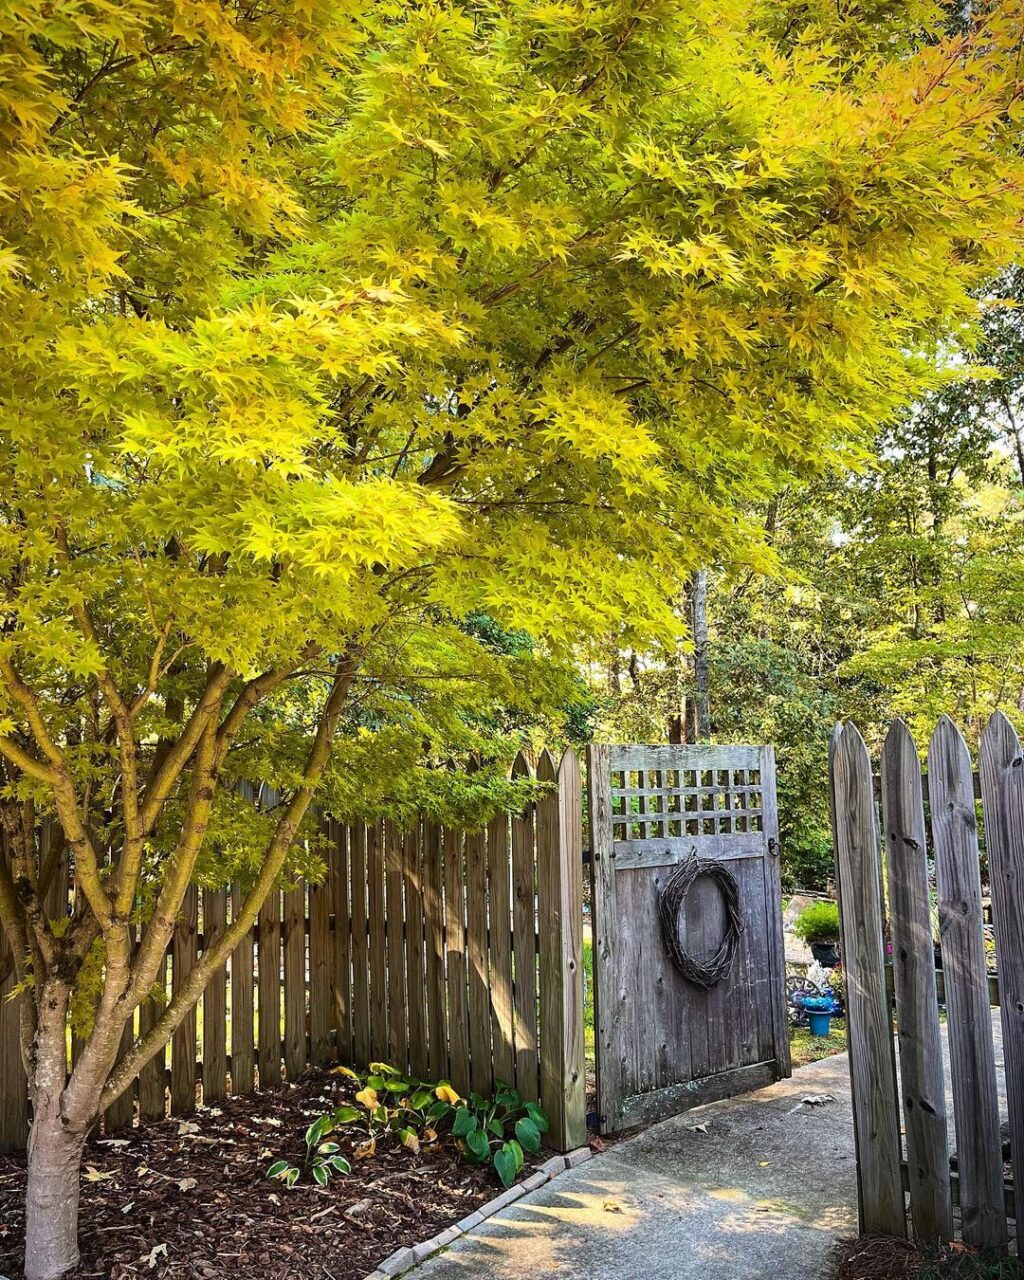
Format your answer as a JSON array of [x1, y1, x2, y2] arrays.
[[0, 748, 587, 1153], [830, 716, 1022, 1251]]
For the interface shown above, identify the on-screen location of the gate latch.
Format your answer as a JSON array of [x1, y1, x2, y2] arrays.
[[768, 836, 779, 859]]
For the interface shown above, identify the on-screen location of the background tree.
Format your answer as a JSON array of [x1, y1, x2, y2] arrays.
[[2, 3, 1024, 1276], [599, 266, 1024, 888]]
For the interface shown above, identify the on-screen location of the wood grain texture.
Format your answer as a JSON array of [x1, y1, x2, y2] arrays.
[[978, 711, 1024, 1213], [511, 753, 539, 1102], [201, 890, 228, 1104], [283, 884, 306, 1079], [349, 823, 370, 1067], [331, 822, 352, 1066], [928, 717, 1006, 1250], [171, 886, 198, 1115], [422, 821, 448, 1082], [487, 812, 515, 1088], [403, 825, 427, 1080], [309, 847, 333, 1068], [880, 722, 952, 1243], [257, 886, 281, 1088], [367, 818, 388, 1063], [832, 724, 906, 1238], [230, 884, 255, 1096], [828, 724, 866, 1234], [443, 826, 469, 1093], [759, 746, 791, 1078], [609, 744, 761, 772], [537, 749, 586, 1150], [465, 826, 492, 1096], [588, 743, 623, 1132], [138, 964, 168, 1122], [384, 819, 408, 1072]]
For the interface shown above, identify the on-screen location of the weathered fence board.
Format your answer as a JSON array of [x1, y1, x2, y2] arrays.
[[487, 812, 515, 1088], [0, 755, 587, 1152], [138, 975, 167, 1122], [404, 827, 427, 1080], [465, 827, 492, 1096], [927, 717, 1006, 1251], [422, 821, 447, 1082], [443, 827, 470, 1089], [831, 725, 906, 1238], [511, 754, 539, 1102], [257, 887, 281, 1088], [0, 925, 29, 1151], [384, 819, 408, 1071], [349, 823, 370, 1067], [309, 870, 332, 1069], [230, 885, 255, 1096], [537, 749, 587, 1151], [880, 723, 952, 1243], [331, 821, 352, 1066], [171, 886, 198, 1116], [202, 889, 228, 1105], [283, 884, 306, 1080], [367, 819, 388, 1063], [587, 743, 621, 1133], [979, 712, 1024, 1212]]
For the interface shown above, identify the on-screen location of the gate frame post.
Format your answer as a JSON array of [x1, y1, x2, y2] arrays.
[[537, 747, 587, 1151]]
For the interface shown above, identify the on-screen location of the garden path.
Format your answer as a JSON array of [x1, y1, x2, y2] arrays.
[[411, 1051, 858, 1280]]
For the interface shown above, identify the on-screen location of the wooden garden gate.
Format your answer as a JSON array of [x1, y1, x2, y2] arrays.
[[587, 744, 791, 1133]]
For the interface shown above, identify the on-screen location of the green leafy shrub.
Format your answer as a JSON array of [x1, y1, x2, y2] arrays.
[[266, 1065, 548, 1190], [451, 1084, 549, 1187], [793, 900, 840, 945], [267, 1117, 352, 1189]]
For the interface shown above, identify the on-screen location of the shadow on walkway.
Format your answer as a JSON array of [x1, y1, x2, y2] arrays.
[[413, 1053, 857, 1280]]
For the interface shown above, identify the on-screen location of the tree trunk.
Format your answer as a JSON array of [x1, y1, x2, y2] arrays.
[[24, 1098, 86, 1280], [683, 569, 710, 743]]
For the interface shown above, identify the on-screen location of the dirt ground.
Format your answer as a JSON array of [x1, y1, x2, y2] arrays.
[[0, 1070, 524, 1280]]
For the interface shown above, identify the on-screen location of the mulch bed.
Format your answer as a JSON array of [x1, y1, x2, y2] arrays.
[[0, 1070, 530, 1280], [831, 1238, 1023, 1280]]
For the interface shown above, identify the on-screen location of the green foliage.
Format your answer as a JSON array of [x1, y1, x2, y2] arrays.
[[792, 900, 840, 945], [3, 0, 1024, 1189], [267, 1115, 353, 1191], [266, 1065, 547, 1190], [451, 1084, 549, 1188]]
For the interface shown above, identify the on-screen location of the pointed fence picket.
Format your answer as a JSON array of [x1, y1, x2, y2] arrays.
[[831, 724, 906, 1238], [0, 748, 586, 1153], [979, 714, 1024, 1216], [832, 716, 1020, 1249], [928, 717, 1006, 1250]]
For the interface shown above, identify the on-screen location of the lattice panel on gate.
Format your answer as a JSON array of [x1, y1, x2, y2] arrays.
[[610, 768, 764, 840], [606, 745, 766, 870]]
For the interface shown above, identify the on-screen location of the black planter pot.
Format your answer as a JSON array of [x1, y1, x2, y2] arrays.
[[810, 940, 839, 968]]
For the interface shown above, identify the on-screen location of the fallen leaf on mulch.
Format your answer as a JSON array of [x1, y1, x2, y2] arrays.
[[0, 1069, 535, 1280]]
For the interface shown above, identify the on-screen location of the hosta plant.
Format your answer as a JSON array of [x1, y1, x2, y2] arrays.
[[266, 1063, 460, 1186], [267, 1118, 352, 1190], [267, 1067, 548, 1190], [451, 1084, 549, 1188]]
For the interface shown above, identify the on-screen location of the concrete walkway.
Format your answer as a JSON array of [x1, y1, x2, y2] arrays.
[[413, 1054, 858, 1280]]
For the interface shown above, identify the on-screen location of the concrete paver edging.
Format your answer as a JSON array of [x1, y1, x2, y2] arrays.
[[362, 1148, 594, 1280]]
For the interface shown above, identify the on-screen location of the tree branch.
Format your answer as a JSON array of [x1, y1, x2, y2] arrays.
[[101, 652, 359, 1107]]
